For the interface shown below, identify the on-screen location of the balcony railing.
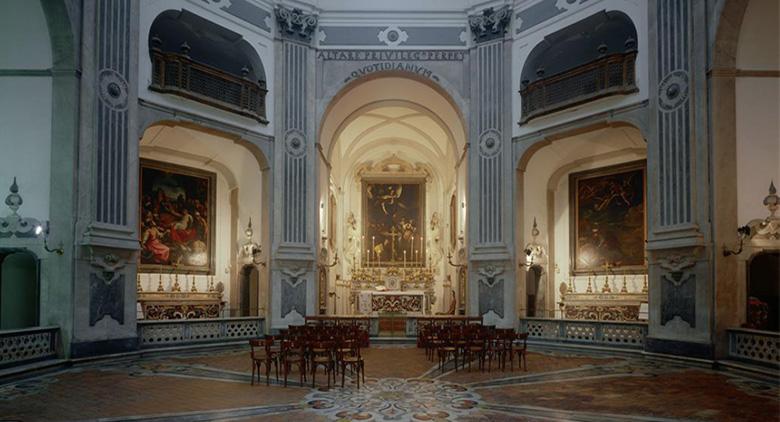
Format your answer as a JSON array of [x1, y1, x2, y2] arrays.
[[0, 326, 59, 368], [519, 317, 646, 349], [138, 317, 264, 348], [519, 51, 638, 124], [728, 328, 780, 367], [150, 49, 268, 123]]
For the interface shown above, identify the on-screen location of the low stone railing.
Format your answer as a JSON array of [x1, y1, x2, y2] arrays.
[[519, 317, 647, 349], [727, 328, 780, 367], [138, 317, 264, 348], [0, 326, 59, 368]]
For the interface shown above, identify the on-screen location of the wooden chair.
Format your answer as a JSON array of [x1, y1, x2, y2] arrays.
[[310, 340, 336, 388], [249, 339, 277, 386], [281, 339, 307, 387], [437, 333, 459, 373], [463, 337, 485, 372], [340, 342, 366, 388], [509, 332, 529, 371]]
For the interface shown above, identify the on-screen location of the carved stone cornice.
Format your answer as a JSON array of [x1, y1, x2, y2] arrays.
[[275, 6, 318, 43], [468, 6, 511, 43]]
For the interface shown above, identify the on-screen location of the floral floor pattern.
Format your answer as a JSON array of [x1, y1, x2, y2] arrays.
[[0, 345, 777, 421], [305, 378, 480, 421]]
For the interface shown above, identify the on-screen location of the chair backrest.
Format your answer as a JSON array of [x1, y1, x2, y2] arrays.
[[249, 339, 263, 357], [516, 332, 529, 346]]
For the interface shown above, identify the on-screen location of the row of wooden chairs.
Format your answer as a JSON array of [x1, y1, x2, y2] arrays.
[[249, 324, 367, 388], [419, 325, 528, 372]]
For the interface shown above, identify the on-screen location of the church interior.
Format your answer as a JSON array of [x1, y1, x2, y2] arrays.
[[0, 0, 778, 420]]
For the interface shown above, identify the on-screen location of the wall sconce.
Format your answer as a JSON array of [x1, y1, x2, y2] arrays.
[[239, 218, 266, 267], [35, 221, 64, 255], [722, 182, 779, 257], [723, 225, 752, 257], [1, 177, 63, 254], [520, 217, 544, 269]]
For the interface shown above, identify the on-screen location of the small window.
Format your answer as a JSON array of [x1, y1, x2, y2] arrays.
[[148, 10, 268, 123], [519, 11, 638, 124]]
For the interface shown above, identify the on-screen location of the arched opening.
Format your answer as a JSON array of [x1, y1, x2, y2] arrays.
[[520, 10, 639, 123], [317, 75, 467, 318], [0, 250, 39, 329], [147, 10, 268, 122], [711, 0, 779, 344], [136, 123, 270, 320], [517, 124, 648, 321]]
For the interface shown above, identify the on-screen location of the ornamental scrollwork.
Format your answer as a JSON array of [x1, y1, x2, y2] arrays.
[[275, 6, 318, 42], [468, 6, 511, 43]]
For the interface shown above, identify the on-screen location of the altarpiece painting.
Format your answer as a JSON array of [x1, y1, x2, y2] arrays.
[[139, 159, 216, 274], [362, 180, 425, 266], [570, 160, 646, 274]]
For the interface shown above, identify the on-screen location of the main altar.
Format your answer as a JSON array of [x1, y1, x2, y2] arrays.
[[349, 266, 436, 316]]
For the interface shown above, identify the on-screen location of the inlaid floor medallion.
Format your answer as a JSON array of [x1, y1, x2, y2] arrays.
[[304, 378, 480, 421]]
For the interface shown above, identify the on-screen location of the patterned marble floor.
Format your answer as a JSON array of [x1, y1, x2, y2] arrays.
[[0, 345, 777, 421]]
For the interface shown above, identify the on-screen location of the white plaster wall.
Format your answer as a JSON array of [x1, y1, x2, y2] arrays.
[[511, 0, 649, 137], [0, 0, 52, 221], [138, 0, 275, 136], [735, 0, 780, 224], [0, 0, 51, 69]]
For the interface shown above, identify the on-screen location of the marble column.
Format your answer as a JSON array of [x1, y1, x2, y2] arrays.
[[72, 0, 141, 357], [466, 7, 516, 328], [270, 6, 319, 329], [645, 0, 714, 357]]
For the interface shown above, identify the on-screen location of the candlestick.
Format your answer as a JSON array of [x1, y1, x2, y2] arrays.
[[403, 250, 407, 268], [157, 272, 164, 292]]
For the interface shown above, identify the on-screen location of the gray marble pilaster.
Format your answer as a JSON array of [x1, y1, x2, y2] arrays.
[[71, 0, 140, 356], [271, 7, 319, 329], [467, 7, 516, 328], [645, 0, 714, 358]]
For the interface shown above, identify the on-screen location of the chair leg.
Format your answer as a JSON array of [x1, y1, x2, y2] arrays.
[[251, 362, 256, 386]]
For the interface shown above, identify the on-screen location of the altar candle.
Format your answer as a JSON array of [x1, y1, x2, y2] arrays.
[[403, 250, 407, 268]]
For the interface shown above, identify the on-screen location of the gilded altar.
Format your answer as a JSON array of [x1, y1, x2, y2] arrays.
[[349, 267, 436, 315], [561, 292, 647, 321], [138, 291, 224, 320]]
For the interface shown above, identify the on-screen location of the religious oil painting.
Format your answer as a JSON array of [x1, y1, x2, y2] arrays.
[[139, 159, 216, 274], [570, 160, 646, 274], [362, 180, 425, 266]]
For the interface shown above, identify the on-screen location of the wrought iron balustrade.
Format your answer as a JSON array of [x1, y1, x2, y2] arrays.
[[0, 326, 59, 368], [519, 52, 638, 124], [150, 50, 268, 123]]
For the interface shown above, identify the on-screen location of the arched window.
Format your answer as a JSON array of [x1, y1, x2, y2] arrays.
[[520, 11, 638, 123], [0, 250, 39, 329], [149, 10, 268, 123]]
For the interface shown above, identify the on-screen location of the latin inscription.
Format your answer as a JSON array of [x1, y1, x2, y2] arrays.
[[343, 62, 438, 83], [317, 50, 465, 61]]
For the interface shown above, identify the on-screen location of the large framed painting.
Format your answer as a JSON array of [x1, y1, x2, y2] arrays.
[[139, 159, 216, 274], [570, 160, 646, 274], [362, 180, 425, 266]]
